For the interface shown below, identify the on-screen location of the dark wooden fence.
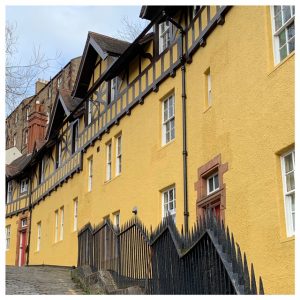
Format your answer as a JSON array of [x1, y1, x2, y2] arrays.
[[77, 210, 264, 294]]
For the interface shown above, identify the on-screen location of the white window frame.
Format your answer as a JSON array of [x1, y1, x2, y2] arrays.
[[7, 181, 13, 203], [55, 210, 58, 242], [110, 77, 118, 103], [271, 6, 295, 64], [24, 130, 28, 144], [60, 207, 64, 241], [40, 159, 45, 183], [21, 218, 27, 228], [159, 21, 173, 54], [20, 178, 28, 194], [13, 134, 17, 147], [15, 113, 18, 124], [73, 198, 78, 232], [37, 222, 41, 251], [162, 186, 176, 223], [88, 156, 93, 192], [87, 101, 92, 125], [207, 71, 212, 106], [113, 211, 120, 228], [106, 142, 112, 181], [57, 76, 62, 89], [207, 172, 219, 195], [281, 149, 295, 237], [116, 135, 122, 176], [26, 107, 30, 120], [162, 94, 175, 145], [57, 141, 62, 168], [6, 225, 11, 250]]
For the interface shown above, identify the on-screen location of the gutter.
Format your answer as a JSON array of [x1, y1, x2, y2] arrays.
[[163, 11, 189, 235]]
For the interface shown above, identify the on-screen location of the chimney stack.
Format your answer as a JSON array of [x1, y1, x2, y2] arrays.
[[35, 79, 48, 94], [27, 101, 47, 154]]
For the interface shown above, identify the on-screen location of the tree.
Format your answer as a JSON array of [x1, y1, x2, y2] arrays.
[[5, 22, 59, 114], [116, 16, 149, 42]]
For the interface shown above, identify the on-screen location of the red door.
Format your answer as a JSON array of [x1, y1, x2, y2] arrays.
[[18, 231, 27, 267]]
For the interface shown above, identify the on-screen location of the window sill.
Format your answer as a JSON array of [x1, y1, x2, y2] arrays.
[[161, 139, 175, 150], [203, 105, 212, 113], [280, 235, 295, 244], [268, 51, 294, 76], [104, 174, 121, 185]]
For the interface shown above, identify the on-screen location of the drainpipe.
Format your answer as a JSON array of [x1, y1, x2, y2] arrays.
[[163, 11, 189, 235], [26, 169, 33, 266]]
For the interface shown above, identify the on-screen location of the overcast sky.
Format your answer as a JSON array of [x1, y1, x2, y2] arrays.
[[6, 5, 147, 93]]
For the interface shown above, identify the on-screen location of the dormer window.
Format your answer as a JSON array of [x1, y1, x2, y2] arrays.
[[6, 181, 13, 204], [57, 76, 62, 89], [159, 21, 173, 54], [20, 178, 28, 194]]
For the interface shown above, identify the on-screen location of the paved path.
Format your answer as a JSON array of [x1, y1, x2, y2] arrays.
[[6, 266, 85, 295]]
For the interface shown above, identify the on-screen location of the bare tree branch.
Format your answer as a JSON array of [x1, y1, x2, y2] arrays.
[[5, 22, 61, 114], [116, 16, 149, 42]]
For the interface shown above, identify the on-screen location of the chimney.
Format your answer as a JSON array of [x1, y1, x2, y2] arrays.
[[27, 101, 48, 154], [35, 79, 48, 94]]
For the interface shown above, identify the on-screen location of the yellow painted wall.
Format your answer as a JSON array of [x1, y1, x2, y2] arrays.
[[6, 6, 294, 294], [5, 215, 19, 265]]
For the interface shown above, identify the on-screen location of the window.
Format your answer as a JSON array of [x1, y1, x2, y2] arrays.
[[57, 76, 62, 89], [159, 21, 173, 54], [162, 94, 175, 145], [73, 198, 78, 231], [207, 172, 219, 195], [54, 210, 58, 242], [48, 86, 52, 99], [15, 113, 18, 124], [205, 68, 212, 107], [116, 135, 122, 176], [13, 134, 17, 147], [26, 107, 30, 120], [271, 6, 295, 64], [106, 142, 112, 181], [195, 155, 228, 221], [88, 156, 93, 192], [281, 149, 295, 237], [72, 120, 79, 154], [7, 181, 13, 204], [37, 222, 41, 251], [21, 218, 27, 228], [113, 211, 120, 228], [6, 225, 11, 250], [162, 186, 176, 223], [87, 101, 92, 125], [20, 178, 28, 194], [39, 159, 45, 184], [60, 207, 64, 241], [24, 130, 28, 145], [110, 77, 118, 104], [56, 141, 62, 168]]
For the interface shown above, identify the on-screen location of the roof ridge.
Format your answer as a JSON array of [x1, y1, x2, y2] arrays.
[[88, 31, 130, 44]]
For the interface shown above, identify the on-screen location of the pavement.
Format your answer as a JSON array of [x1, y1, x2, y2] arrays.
[[6, 265, 85, 295]]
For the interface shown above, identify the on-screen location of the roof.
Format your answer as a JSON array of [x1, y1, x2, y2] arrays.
[[6, 154, 33, 178], [139, 6, 183, 20], [46, 89, 81, 139], [89, 32, 130, 56], [73, 32, 130, 99]]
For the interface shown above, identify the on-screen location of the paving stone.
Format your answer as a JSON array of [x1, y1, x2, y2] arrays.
[[6, 266, 85, 295]]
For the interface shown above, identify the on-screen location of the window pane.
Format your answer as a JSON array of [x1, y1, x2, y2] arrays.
[[279, 30, 286, 47], [280, 45, 287, 61], [287, 22, 295, 40], [164, 101, 168, 121], [285, 153, 294, 172], [274, 6, 281, 16], [170, 119, 175, 140], [169, 201, 174, 210], [286, 173, 295, 191], [282, 6, 291, 23], [208, 177, 214, 192], [164, 192, 168, 204], [275, 12, 283, 31], [169, 189, 174, 201], [288, 37, 295, 53], [214, 174, 219, 189], [164, 204, 168, 215]]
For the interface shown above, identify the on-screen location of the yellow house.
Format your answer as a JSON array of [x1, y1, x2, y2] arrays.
[[5, 5, 294, 294]]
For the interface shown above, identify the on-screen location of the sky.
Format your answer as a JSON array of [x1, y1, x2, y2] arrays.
[[5, 5, 147, 96]]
